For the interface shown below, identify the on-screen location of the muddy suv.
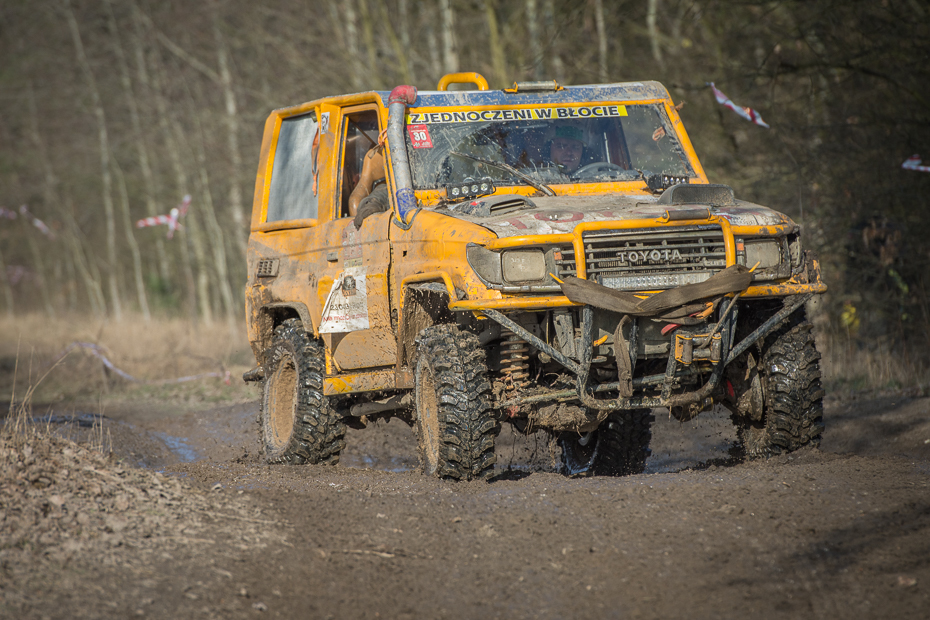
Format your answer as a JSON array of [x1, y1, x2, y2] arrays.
[[244, 72, 826, 480]]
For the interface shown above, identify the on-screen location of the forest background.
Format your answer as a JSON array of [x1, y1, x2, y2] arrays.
[[1, 0, 928, 393]]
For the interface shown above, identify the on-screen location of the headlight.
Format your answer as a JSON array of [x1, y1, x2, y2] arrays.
[[502, 249, 546, 283], [742, 238, 791, 281], [745, 240, 781, 269]]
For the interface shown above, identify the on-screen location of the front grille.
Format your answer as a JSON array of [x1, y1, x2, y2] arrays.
[[555, 226, 727, 291]]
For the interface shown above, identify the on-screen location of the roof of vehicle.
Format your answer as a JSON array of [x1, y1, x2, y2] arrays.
[[274, 81, 674, 114], [395, 81, 672, 108]]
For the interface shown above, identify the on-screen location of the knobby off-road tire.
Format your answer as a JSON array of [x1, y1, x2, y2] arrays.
[[414, 324, 499, 480], [560, 409, 654, 477], [260, 319, 346, 465], [738, 321, 824, 459]]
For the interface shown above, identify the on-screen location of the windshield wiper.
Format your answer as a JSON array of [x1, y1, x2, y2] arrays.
[[449, 151, 556, 196]]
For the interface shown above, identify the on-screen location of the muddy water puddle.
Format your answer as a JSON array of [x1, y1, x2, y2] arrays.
[[22, 400, 742, 477]]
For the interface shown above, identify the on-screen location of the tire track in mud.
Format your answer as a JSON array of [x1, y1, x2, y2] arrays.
[[5, 395, 929, 618]]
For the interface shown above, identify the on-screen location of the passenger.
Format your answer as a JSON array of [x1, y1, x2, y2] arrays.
[[348, 145, 388, 227]]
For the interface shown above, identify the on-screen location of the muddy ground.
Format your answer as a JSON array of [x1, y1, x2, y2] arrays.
[[3, 389, 930, 619]]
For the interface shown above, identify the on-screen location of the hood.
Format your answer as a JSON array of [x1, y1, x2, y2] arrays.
[[439, 191, 793, 238]]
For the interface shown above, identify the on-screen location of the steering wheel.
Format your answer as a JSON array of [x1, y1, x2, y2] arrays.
[[571, 162, 627, 179]]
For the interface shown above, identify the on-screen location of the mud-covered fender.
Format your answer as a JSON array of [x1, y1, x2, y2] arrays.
[[397, 283, 453, 370], [254, 302, 316, 366]]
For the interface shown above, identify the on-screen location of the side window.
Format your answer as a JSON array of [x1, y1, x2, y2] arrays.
[[267, 113, 319, 222], [339, 110, 381, 218]]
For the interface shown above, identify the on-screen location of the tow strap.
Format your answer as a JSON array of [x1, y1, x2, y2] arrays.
[[560, 264, 753, 398], [559, 264, 752, 316]]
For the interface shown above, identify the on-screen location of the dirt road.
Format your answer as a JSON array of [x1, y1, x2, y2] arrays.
[[3, 392, 929, 619]]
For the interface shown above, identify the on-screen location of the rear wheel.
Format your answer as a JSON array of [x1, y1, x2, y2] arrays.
[[260, 319, 346, 464], [736, 320, 824, 458], [414, 324, 498, 480], [560, 409, 653, 477]]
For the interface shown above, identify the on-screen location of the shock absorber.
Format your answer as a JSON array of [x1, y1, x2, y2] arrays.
[[499, 329, 530, 389]]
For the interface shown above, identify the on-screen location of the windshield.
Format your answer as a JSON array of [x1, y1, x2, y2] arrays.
[[405, 102, 694, 191]]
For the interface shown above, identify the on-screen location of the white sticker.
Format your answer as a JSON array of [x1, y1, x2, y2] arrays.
[[320, 112, 330, 134], [319, 267, 369, 333]]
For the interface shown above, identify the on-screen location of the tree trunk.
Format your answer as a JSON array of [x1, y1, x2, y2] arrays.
[[188, 78, 237, 326], [23, 81, 57, 318], [440, 0, 458, 74], [65, 0, 122, 320], [543, 0, 564, 81], [594, 0, 608, 82], [358, 0, 380, 89], [211, 7, 248, 260], [62, 202, 107, 318], [378, 0, 413, 85], [149, 48, 202, 323], [113, 159, 152, 320], [398, 0, 415, 82], [106, 0, 151, 320], [526, 0, 542, 80], [129, 0, 173, 294], [647, 0, 664, 67], [343, 0, 365, 91], [0, 243, 14, 317], [484, 0, 507, 88]]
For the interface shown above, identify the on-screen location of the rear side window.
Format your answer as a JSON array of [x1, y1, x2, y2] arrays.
[[267, 113, 319, 222]]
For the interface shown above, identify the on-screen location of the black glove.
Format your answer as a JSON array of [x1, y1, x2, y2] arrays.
[[353, 184, 390, 229]]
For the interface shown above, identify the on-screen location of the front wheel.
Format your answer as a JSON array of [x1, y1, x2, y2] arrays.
[[560, 409, 654, 477], [737, 321, 825, 458], [260, 319, 346, 465], [414, 324, 498, 480]]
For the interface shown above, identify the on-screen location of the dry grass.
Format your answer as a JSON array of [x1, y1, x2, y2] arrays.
[[819, 330, 929, 398], [0, 312, 257, 409], [3, 311, 924, 414]]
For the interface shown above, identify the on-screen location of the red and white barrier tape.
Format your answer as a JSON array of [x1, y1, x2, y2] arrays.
[[0, 205, 55, 238], [708, 83, 770, 128], [902, 155, 930, 173], [55, 342, 232, 386], [136, 195, 191, 239]]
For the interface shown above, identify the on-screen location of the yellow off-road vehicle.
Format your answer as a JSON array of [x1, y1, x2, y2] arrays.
[[244, 72, 826, 480]]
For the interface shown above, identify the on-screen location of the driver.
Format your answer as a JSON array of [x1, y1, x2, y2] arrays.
[[549, 125, 585, 173]]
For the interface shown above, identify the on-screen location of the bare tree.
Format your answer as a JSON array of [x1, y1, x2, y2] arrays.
[[647, 0, 664, 67], [106, 0, 150, 320], [526, 0, 543, 80], [0, 244, 14, 317], [211, 5, 249, 257], [484, 0, 507, 88], [440, 0, 458, 74], [594, 0, 608, 82], [64, 0, 122, 320], [543, 0, 564, 81]]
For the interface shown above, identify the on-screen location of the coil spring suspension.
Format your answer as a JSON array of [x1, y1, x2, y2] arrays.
[[500, 329, 530, 390]]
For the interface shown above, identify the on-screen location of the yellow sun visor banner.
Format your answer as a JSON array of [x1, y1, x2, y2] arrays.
[[406, 104, 628, 124]]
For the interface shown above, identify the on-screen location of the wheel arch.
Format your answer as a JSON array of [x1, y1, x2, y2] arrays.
[[255, 302, 316, 366], [398, 282, 454, 370]]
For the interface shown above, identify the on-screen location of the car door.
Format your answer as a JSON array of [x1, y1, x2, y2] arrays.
[[315, 103, 397, 371]]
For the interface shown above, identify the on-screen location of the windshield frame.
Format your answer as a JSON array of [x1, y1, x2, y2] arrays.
[[403, 98, 700, 205]]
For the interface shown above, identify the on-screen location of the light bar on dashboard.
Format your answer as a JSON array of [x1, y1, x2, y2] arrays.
[[446, 177, 495, 201]]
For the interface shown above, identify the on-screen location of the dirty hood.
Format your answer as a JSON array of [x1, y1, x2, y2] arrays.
[[441, 193, 793, 237]]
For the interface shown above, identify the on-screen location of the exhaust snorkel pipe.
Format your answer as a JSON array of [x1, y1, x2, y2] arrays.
[[387, 85, 419, 222]]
